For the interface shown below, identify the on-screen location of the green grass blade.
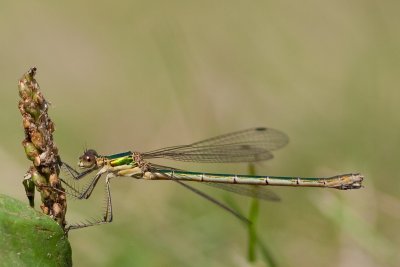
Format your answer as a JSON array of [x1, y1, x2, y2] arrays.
[[223, 164, 278, 266], [247, 163, 259, 262]]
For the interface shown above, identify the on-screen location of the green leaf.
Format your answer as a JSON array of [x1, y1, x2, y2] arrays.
[[0, 194, 72, 267]]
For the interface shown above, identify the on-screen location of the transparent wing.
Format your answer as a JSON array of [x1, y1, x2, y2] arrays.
[[143, 127, 288, 163], [206, 183, 280, 201]]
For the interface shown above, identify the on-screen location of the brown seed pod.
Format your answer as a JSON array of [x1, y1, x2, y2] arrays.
[[49, 173, 59, 187]]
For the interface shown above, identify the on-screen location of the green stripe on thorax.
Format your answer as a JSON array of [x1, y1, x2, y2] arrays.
[[109, 155, 134, 167], [98, 151, 135, 167]]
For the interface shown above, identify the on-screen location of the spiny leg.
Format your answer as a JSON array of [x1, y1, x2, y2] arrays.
[[76, 171, 105, 199], [47, 168, 101, 200], [61, 161, 96, 180], [59, 160, 107, 199], [64, 167, 139, 231], [103, 175, 113, 223], [36, 176, 85, 199], [60, 161, 80, 177], [45, 172, 110, 224], [66, 174, 113, 231], [59, 177, 83, 198], [57, 172, 105, 200]]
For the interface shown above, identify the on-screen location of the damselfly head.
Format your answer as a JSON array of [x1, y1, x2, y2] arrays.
[[79, 149, 98, 168]]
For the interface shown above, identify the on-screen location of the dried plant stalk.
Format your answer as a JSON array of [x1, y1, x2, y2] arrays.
[[18, 67, 67, 229]]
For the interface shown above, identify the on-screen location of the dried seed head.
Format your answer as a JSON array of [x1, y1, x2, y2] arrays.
[[40, 188, 51, 200], [40, 166, 51, 175], [18, 101, 25, 115], [18, 67, 67, 229], [53, 203, 62, 216], [41, 204, 49, 215], [22, 140, 41, 164], [31, 168, 47, 187], [33, 91, 45, 106], [48, 121, 55, 133], [24, 101, 40, 121], [22, 114, 32, 129], [49, 173, 59, 187], [31, 130, 45, 150]]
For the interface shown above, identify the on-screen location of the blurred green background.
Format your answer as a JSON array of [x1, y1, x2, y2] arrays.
[[1, 1, 399, 266]]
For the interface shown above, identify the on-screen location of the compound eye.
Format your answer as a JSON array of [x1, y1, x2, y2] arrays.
[[85, 155, 93, 163], [79, 149, 98, 168]]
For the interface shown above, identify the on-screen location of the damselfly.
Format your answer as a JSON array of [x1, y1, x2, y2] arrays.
[[61, 127, 363, 230]]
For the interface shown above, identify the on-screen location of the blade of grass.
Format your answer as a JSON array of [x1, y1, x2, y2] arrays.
[[223, 163, 278, 266], [247, 163, 259, 262]]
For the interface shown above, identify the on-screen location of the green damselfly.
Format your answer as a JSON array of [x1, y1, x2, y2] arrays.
[[61, 127, 363, 230]]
